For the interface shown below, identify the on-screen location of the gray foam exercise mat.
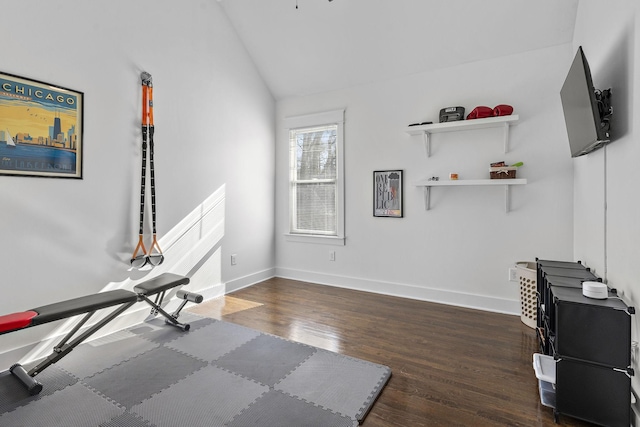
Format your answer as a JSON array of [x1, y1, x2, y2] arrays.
[[0, 316, 391, 426]]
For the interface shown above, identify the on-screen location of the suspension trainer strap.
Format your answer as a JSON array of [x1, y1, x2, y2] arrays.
[[131, 72, 152, 267], [146, 80, 164, 266]]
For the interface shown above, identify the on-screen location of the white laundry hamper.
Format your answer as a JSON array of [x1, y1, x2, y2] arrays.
[[516, 261, 537, 328]]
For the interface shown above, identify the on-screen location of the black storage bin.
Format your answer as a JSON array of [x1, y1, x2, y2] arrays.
[[544, 276, 589, 328], [552, 285, 631, 367], [540, 268, 597, 329], [556, 358, 631, 427], [535, 260, 589, 327]]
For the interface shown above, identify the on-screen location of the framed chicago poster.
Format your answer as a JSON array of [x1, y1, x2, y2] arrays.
[[0, 71, 83, 178], [373, 170, 403, 218]]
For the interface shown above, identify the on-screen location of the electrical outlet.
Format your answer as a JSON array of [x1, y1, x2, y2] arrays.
[[329, 251, 335, 261], [508, 268, 518, 282], [231, 254, 237, 265]]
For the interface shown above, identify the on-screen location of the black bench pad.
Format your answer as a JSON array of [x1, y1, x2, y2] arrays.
[[31, 289, 138, 326], [133, 273, 190, 296]]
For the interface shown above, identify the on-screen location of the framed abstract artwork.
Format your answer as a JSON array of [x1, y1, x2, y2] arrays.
[[373, 170, 403, 218]]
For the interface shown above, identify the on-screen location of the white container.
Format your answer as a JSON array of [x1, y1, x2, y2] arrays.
[[538, 379, 556, 409], [582, 281, 608, 299], [533, 353, 556, 384], [533, 353, 557, 409]]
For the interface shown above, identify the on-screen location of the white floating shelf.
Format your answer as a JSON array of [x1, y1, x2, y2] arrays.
[[415, 178, 527, 212], [406, 115, 520, 135], [415, 178, 527, 187], [406, 115, 519, 157]]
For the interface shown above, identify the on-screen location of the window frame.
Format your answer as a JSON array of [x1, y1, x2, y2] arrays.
[[284, 109, 345, 246]]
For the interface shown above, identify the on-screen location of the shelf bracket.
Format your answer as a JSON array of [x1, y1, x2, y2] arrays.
[[504, 184, 510, 212], [502, 123, 510, 153], [422, 131, 431, 157], [423, 186, 431, 210]]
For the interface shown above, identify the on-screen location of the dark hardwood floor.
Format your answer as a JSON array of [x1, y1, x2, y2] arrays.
[[220, 277, 593, 426]]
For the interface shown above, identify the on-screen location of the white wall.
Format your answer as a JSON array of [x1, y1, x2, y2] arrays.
[[275, 45, 575, 314], [571, 0, 640, 417], [0, 0, 275, 369]]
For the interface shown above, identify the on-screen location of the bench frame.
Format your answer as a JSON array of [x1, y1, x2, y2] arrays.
[[3, 273, 201, 395]]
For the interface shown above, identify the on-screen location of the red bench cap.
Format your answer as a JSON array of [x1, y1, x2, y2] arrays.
[[0, 311, 38, 334]]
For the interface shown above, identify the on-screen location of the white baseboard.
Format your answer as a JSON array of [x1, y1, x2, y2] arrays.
[[274, 267, 520, 316], [225, 268, 276, 293]]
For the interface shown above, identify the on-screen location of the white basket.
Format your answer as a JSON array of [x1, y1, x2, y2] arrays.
[[516, 261, 537, 329]]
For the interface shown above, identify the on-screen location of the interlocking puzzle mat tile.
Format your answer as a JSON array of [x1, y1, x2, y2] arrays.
[[214, 333, 317, 387], [57, 330, 158, 379], [99, 412, 152, 427], [227, 389, 358, 427], [276, 348, 392, 422], [0, 365, 77, 414], [83, 345, 207, 408], [132, 364, 268, 427], [0, 382, 124, 427], [165, 320, 262, 362]]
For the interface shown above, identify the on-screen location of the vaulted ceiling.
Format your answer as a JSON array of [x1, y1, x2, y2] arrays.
[[218, 0, 579, 100]]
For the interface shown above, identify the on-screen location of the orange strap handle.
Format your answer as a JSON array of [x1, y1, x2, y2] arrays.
[[131, 235, 147, 260], [148, 234, 163, 255], [142, 84, 149, 126]]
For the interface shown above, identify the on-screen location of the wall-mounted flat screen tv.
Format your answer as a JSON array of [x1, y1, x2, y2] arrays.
[[560, 46, 612, 158]]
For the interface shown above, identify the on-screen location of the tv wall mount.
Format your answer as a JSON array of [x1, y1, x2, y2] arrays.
[[595, 88, 612, 133]]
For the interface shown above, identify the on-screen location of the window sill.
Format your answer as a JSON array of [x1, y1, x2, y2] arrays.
[[285, 234, 345, 246]]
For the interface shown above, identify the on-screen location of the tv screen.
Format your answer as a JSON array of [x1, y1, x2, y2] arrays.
[[560, 46, 611, 158]]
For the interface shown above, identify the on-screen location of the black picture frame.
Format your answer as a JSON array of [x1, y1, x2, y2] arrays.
[[373, 170, 403, 218], [0, 71, 83, 179]]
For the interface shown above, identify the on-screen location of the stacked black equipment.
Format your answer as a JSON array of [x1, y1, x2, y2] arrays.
[[535, 258, 634, 426]]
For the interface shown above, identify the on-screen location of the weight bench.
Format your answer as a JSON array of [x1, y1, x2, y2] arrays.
[[0, 273, 202, 395]]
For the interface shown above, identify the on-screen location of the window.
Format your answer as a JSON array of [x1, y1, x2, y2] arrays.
[[290, 124, 337, 234], [285, 109, 344, 244]]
